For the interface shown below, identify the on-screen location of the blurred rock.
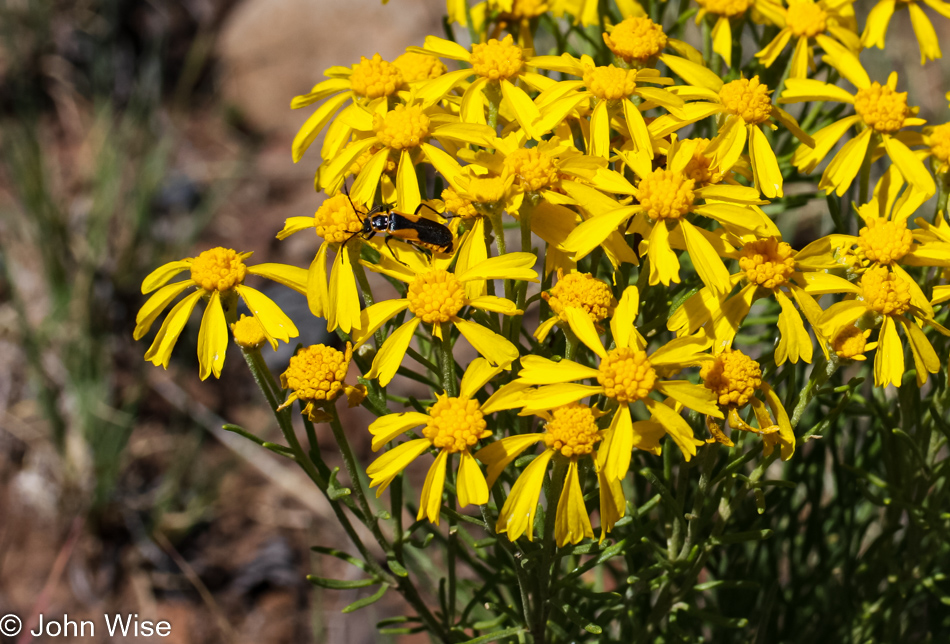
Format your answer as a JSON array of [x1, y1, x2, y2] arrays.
[[216, 0, 444, 136]]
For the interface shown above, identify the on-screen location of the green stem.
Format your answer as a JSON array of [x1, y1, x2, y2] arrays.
[[536, 458, 568, 644], [790, 354, 839, 429], [439, 321, 459, 397]]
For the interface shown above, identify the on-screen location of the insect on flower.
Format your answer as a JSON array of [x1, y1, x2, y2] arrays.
[[343, 190, 455, 262]]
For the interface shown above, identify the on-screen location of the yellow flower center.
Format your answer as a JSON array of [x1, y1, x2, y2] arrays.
[[393, 51, 447, 82], [348, 54, 405, 99], [739, 237, 796, 288], [857, 219, 913, 265], [583, 64, 639, 101], [696, 0, 753, 18], [682, 138, 724, 185], [718, 76, 773, 124], [638, 168, 695, 220], [542, 271, 615, 323], [314, 193, 364, 243], [407, 268, 466, 323], [543, 403, 601, 458], [231, 314, 267, 349], [190, 247, 247, 292], [441, 187, 478, 219], [423, 394, 490, 453], [700, 349, 762, 407], [374, 104, 430, 150], [603, 16, 668, 62], [282, 344, 349, 402], [504, 147, 560, 192], [470, 35, 524, 81], [832, 325, 869, 359], [860, 266, 911, 315], [928, 122, 950, 164], [598, 347, 657, 404], [785, 0, 828, 38], [854, 82, 909, 134]]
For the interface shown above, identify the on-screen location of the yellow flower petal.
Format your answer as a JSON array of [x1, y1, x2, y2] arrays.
[[659, 54, 723, 92], [680, 219, 732, 295], [560, 206, 640, 260], [475, 433, 545, 488], [521, 383, 603, 413], [761, 382, 795, 460], [596, 465, 626, 543], [198, 291, 228, 381], [460, 357, 505, 399], [883, 135, 936, 199], [518, 356, 600, 384], [457, 450, 489, 508], [501, 79, 543, 140], [556, 461, 594, 547], [780, 78, 855, 105], [469, 295, 522, 315], [602, 405, 634, 481], [292, 92, 352, 163], [749, 125, 783, 198], [276, 216, 316, 240], [369, 412, 430, 451], [144, 290, 204, 368], [366, 316, 422, 386], [655, 380, 723, 418], [649, 332, 713, 367], [590, 100, 611, 158], [249, 262, 308, 295], [306, 243, 330, 318], [907, 2, 941, 63], [456, 252, 539, 283], [775, 288, 812, 365], [706, 115, 747, 174], [454, 318, 519, 368], [611, 285, 643, 350], [564, 307, 608, 358], [236, 285, 299, 344], [711, 16, 733, 67], [819, 299, 866, 339], [420, 35, 472, 61], [644, 397, 702, 461], [135, 280, 195, 340], [899, 317, 939, 386], [141, 260, 192, 294], [367, 438, 432, 496], [419, 448, 450, 524], [353, 299, 410, 348], [482, 380, 535, 414], [874, 316, 903, 388], [497, 449, 555, 541], [647, 221, 681, 287]]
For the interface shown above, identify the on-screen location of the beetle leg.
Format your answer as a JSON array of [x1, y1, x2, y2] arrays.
[[384, 236, 409, 266]]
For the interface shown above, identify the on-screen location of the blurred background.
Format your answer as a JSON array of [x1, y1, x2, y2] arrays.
[[0, 0, 947, 642]]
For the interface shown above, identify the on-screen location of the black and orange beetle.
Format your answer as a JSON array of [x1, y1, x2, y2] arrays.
[[344, 193, 454, 261]]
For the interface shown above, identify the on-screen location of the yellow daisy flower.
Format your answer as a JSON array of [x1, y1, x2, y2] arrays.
[[291, 54, 408, 163], [276, 192, 371, 335], [661, 56, 815, 198], [315, 100, 496, 214], [830, 324, 877, 361], [693, 0, 785, 67], [393, 51, 448, 83], [923, 121, 950, 175], [516, 286, 721, 478], [667, 234, 850, 365], [755, 0, 860, 78], [819, 266, 950, 387], [366, 358, 522, 524], [603, 15, 705, 68], [535, 269, 617, 343], [560, 141, 774, 295], [278, 343, 367, 423], [231, 314, 277, 351], [862, 0, 950, 64], [134, 248, 305, 380], [527, 53, 683, 159], [352, 250, 538, 386], [779, 48, 934, 198], [409, 35, 556, 140], [700, 349, 795, 460], [475, 402, 626, 546]]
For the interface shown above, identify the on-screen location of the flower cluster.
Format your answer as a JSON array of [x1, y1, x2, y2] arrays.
[[134, 0, 949, 562]]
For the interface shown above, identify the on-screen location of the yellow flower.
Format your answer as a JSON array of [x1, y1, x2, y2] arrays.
[[278, 343, 367, 423], [693, 0, 786, 66], [862, 0, 950, 64], [366, 358, 520, 524], [668, 234, 851, 365], [528, 53, 683, 159], [315, 100, 496, 213], [291, 54, 408, 163], [393, 51, 448, 82], [135, 248, 305, 380], [560, 140, 774, 295], [780, 49, 933, 198], [604, 15, 705, 68], [820, 266, 950, 387], [756, 0, 859, 78], [535, 269, 618, 342], [662, 57, 815, 198], [352, 250, 538, 386], [276, 193, 371, 334], [831, 324, 876, 361], [475, 403, 625, 546], [516, 286, 721, 477], [409, 35, 556, 140], [231, 314, 275, 351], [923, 122, 950, 174], [700, 349, 795, 460]]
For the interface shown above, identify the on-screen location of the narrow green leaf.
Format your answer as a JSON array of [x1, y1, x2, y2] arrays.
[[342, 585, 388, 613], [461, 627, 525, 643], [307, 575, 377, 590]]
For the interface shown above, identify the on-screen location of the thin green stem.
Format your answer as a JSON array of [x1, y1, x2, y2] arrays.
[[536, 458, 568, 644], [440, 322, 459, 397], [790, 354, 839, 429]]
